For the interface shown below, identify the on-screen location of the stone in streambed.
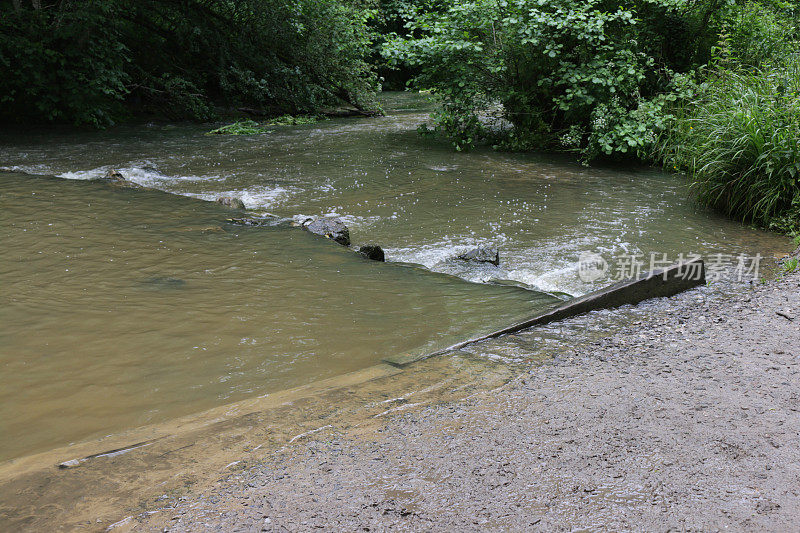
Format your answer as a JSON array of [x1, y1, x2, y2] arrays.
[[96, 169, 141, 189], [358, 245, 385, 262], [303, 217, 350, 246], [456, 246, 500, 266], [104, 170, 127, 182], [216, 196, 246, 209]]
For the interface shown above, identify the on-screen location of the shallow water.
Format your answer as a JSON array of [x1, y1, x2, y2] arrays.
[[0, 173, 557, 461], [1, 94, 787, 294], [0, 92, 789, 461]]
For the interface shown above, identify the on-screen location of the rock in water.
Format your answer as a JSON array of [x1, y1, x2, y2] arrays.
[[456, 246, 500, 266], [97, 169, 141, 189], [304, 217, 350, 246], [105, 170, 126, 182], [216, 196, 246, 209], [358, 245, 385, 262]]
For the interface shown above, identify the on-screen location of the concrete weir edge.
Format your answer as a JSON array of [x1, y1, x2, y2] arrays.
[[383, 259, 707, 367]]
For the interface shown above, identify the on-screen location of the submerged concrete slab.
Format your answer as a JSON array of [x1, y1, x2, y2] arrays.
[[384, 259, 706, 367]]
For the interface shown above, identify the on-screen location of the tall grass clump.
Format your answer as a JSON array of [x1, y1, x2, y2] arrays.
[[659, 61, 800, 234], [655, 1, 800, 235]]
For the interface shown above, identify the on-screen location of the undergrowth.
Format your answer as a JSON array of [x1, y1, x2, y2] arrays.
[[207, 115, 321, 135]]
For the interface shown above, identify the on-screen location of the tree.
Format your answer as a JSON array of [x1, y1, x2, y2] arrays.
[[0, 0, 381, 125]]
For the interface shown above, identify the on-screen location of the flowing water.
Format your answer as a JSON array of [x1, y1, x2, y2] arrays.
[[0, 93, 789, 462]]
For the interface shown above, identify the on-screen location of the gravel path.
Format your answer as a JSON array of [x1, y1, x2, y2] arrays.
[[139, 271, 800, 532]]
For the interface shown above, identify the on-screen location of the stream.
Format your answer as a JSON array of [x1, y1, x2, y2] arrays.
[[0, 92, 789, 462]]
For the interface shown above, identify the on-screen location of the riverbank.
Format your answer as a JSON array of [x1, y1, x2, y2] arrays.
[[133, 267, 800, 532], [0, 108, 794, 530]]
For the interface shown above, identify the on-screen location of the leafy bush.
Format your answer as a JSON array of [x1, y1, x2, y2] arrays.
[[384, 0, 729, 156], [0, 0, 380, 126], [208, 115, 321, 134], [657, 62, 800, 234], [717, 1, 799, 69], [652, 2, 800, 234], [0, 2, 128, 126]]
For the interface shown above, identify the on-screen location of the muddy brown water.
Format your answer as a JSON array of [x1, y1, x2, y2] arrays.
[[0, 173, 558, 462], [0, 92, 790, 464]]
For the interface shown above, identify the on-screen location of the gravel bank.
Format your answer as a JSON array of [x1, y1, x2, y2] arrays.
[[140, 272, 800, 532]]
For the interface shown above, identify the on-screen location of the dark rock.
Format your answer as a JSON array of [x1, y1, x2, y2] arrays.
[[216, 196, 246, 209], [105, 170, 126, 182], [303, 217, 350, 246], [456, 246, 500, 266], [358, 245, 385, 262], [96, 169, 141, 189]]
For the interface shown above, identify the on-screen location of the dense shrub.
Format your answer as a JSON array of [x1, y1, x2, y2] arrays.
[[385, 0, 799, 233], [718, 0, 799, 68], [0, 2, 129, 126], [653, 2, 800, 234], [0, 0, 379, 126], [384, 0, 729, 155], [370, 0, 450, 89], [658, 64, 800, 233]]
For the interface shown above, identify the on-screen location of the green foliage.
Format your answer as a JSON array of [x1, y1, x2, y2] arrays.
[[208, 115, 321, 135], [208, 120, 274, 135], [659, 62, 800, 234], [0, 1, 129, 126], [384, 0, 729, 156], [582, 78, 696, 161], [783, 257, 799, 273], [266, 115, 322, 126], [715, 1, 800, 69], [655, 2, 800, 235], [370, 0, 450, 89], [0, 0, 380, 126]]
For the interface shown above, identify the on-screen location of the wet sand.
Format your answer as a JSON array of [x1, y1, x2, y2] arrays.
[[136, 271, 800, 532], [2, 269, 799, 531]]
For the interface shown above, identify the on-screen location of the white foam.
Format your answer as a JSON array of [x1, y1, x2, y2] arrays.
[[44, 163, 297, 210], [187, 185, 296, 210], [387, 238, 497, 269], [504, 265, 583, 295], [55, 163, 214, 188], [291, 212, 382, 229], [58, 167, 109, 181], [0, 164, 55, 175]]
